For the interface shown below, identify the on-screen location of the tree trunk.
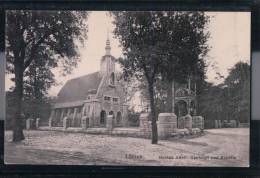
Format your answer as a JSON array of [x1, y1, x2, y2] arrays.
[[12, 64, 25, 142], [166, 80, 175, 113], [148, 81, 158, 144]]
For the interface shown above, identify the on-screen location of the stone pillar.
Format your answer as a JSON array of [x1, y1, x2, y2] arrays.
[[36, 118, 40, 129], [178, 116, 185, 129], [60, 109, 65, 123], [139, 113, 151, 138], [122, 104, 129, 127], [26, 118, 33, 130], [54, 109, 59, 124], [106, 115, 113, 133], [81, 116, 89, 130], [157, 113, 177, 139], [49, 110, 55, 128], [215, 120, 218, 128], [66, 108, 71, 127], [184, 114, 192, 130], [72, 108, 78, 127], [230, 120, 236, 128], [89, 115, 94, 127], [192, 116, 204, 130], [63, 116, 69, 131], [218, 120, 222, 128]]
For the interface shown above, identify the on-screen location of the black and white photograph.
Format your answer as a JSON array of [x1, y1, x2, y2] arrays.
[[4, 11, 250, 167]]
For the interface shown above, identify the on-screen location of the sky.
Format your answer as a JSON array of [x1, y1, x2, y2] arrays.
[[5, 11, 251, 97]]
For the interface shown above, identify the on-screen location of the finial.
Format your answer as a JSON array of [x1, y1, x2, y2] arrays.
[[105, 29, 111, 55]]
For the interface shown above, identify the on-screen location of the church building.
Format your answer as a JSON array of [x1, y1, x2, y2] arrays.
[[49, 37, 128, 128]]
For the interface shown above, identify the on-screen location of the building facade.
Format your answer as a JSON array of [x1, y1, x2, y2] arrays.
[[49, 38, 128, 128]]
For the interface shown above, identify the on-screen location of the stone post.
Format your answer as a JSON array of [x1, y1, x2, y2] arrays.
[[215, 120, 218, 128], [157, 113, 177, 139], [230, 120, 236, 128], [81, 116, 89, 130], [72, 108, 78, 127], [63, 116, 69, 131], [122, 104, 129, 127], [106, 115, 113, 133], [178, 116, 185, 129], [139, 113, 151, 138], [218, 120, 222, 128], [49, 110, 55, 128], [60, 109, 65, 123], [49, 118, 53, 128], [26, 118, 33, 130], [192, 116, 204, 130], [184, 114, 192, 130], [36, 118, 40, 129]]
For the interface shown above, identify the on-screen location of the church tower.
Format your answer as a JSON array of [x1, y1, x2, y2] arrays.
[[100, 34, 116, 78]]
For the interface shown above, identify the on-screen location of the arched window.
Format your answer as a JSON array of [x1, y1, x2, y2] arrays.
[[100, 110, 106, 126], [110, 72, 115, 85], [116, 112, 122, 126]]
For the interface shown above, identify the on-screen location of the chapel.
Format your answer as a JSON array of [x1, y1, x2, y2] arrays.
[[49, 37, 128, 128]]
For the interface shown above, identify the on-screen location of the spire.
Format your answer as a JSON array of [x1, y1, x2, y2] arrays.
[[105, 29, 111, 55]]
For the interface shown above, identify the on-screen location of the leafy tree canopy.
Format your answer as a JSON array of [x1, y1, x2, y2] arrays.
[[6, 10, 88, 142], [6, 10, 88, 76]]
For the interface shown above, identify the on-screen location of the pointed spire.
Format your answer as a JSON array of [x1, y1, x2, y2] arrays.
[[105, 29, 111, 55]]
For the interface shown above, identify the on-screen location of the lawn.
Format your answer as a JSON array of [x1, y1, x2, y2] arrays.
[[5, 128, 249, 167]]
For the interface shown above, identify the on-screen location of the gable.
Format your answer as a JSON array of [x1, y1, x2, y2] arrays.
[[56, 72, 102, 103], [96, 74, 125, 101]]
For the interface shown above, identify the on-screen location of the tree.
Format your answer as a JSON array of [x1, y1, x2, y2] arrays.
[[116, 72, 140, 103], [22, 48, 56, 120], [224, 61, 250, 123], [197, 61, 250, 128], [158, 12, 210, 112], [6, 10, 88, 142], [112, 11, 169, 144]]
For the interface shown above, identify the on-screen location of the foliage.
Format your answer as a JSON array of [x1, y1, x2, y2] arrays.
[[117, 72, 140, 103], [224, 61, 250, 123], [197, 61, 250, 128], [158, 12, 210, 112], [6, 91, 53, 130], [113, 11, 172, 144], [158, 11, 210, 83], [112, 11, 210, 142], [6, 10, 88, 141]]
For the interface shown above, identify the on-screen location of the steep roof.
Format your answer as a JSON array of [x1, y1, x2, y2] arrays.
[[55, 71, 102, 103]]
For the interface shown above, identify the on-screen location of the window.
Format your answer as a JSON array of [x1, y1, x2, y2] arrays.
[[113, 98, 118, 103], [104, 96, 111, 101]]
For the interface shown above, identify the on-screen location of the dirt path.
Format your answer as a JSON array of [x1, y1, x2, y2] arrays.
[[5, 128, 249, 166]]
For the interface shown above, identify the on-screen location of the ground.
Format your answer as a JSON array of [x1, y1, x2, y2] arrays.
[[5, 128, 249, 167]]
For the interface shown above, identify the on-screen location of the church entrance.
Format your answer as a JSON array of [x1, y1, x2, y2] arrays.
[[100, 110, 106, 127], [175, 100, 188, 117]]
